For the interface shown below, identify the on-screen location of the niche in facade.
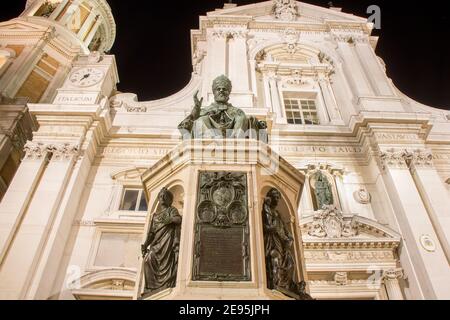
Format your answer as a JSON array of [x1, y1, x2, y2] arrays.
[[34, 1, 60, 18]]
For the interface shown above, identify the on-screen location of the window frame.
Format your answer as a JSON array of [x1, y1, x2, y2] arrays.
[[282, 90, 327, 126], [284, 98, 320, 125], [119, 187, 148, 213]]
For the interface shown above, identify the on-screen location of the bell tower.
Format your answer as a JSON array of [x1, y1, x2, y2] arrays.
[[0, 0, 116, 103]]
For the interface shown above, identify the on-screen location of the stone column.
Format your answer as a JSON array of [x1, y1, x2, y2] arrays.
[[318, 75, 343, 125], [406, 150, 450, 263], [354, 42, 393, 96], [0, 142, 49, 265], [77, 10, 98, 39], [268, 74, 285, 124], [228, 31, 250, 92], [0, 142, 79, 299], [83, 16, 102, 47], [378, 149, 450, 299], [249, 59, 258, 100], [383, 268, 404, 300], [58, 0, 82, 26], [202, 30, 228, 101], [25, 146, 94, 299], [336, 40, 373, 97], [328, 65, 357, 123], [50, 0, 71, 20]]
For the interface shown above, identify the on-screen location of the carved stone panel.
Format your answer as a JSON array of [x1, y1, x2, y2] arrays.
[[192, 172, 251, 282]]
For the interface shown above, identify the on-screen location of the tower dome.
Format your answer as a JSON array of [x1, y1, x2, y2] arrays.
[[20, 0, 116, 53]]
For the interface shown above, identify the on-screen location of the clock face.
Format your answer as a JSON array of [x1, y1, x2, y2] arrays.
[[69, 67, 104, 87]]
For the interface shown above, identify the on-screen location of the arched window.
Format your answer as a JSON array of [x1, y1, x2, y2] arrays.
[[254, 42, 337, 125]]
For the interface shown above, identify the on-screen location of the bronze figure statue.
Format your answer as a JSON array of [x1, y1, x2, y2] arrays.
[[262, 188, 314, 300], [178, 75, 267, 140], [141, 188, 182, 295]]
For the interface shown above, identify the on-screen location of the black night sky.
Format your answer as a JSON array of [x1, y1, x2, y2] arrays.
[[1, 0, 450, 110]]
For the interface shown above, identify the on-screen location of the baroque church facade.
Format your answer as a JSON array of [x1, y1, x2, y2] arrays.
[[0, 0, 450, 300]]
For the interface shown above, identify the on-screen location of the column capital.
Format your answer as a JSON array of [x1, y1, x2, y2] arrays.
[[378, 148, 409, 171], [405, 149, 434, 170], [24, 141, 48, 161], [47, 142, 80, 161], [23, 141, 80, 161], [382, 268, 404, 281]]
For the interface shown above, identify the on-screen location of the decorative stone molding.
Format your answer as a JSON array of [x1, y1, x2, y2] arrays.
[[87, 51, 103, 63], [24, 141, 48, 160], [378, 148, 409, 171], [212, 29, 248, 40], [308, 206, 358, 239], [353, 188, 371, 204], [318, 51, 335, 67], [109, 93, 147, 112], [272, 0, 299, 21], [404, 149, 434, 170], [124, 105, 147, 113], [192, 48, 206, 74], [286, 70, 306, 86], [282, 28, 300, 54], [332, 32, 368, 44], [47, 143, 80, 161], [302, 163, 345, 177], [378, 148, 434, 172], [382, 268, 404, 281], [334, 272, 348, 286], [304, 250, 395, 263], [23, 141, 80, 161]]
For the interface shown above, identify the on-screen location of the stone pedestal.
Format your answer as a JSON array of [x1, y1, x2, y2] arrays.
[[135, 139, 308, 300]]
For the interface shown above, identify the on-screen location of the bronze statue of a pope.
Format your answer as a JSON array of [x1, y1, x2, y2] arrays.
[[179, 75, 262, 139]]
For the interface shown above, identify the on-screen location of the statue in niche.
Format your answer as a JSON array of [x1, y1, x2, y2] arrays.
[[178, 75, 267, 140], [35, 1, 58, 18], [262, 188, 313, 300], [314, 171, 334, 209], [141, 188, 182, 295]]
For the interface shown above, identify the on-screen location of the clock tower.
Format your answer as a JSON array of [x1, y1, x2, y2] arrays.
[[53, 52, 118, 105]]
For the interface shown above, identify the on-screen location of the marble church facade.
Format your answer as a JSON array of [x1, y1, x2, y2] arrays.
[[0, 0, 449, 300]]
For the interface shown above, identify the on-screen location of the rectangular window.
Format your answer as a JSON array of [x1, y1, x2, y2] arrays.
[[119, 188, 148, 212], [284, 97, 320, 125]]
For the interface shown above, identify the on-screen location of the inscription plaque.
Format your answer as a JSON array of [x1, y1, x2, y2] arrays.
[[193, 172, 251, 281]]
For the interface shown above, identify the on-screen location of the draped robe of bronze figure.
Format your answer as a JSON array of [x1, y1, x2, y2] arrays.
[[141, 188, 182, 294], [262, 188, 296, 290], [262, 188, 314, 300]]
